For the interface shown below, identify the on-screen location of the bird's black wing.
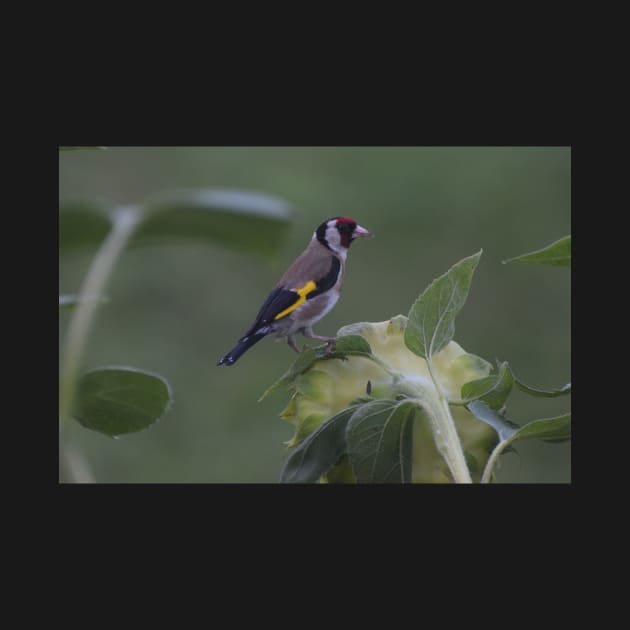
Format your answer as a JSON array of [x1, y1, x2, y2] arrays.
[[242, 256, 341, 337], [242, 287, 302, 337]]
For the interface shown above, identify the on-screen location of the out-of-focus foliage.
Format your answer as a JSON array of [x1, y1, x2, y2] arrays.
[[74, 367, 173, 437], [59, 147, 570, 483], [59, 183, 292, 449], [59, 189, 292, 258]]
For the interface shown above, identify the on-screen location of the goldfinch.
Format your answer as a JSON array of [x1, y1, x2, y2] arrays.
[[217, 216, 372, 366]]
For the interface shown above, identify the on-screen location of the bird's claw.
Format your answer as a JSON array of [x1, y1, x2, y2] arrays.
[[324, 341, 336, 355]]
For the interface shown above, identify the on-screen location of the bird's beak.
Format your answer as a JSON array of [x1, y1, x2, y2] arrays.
[[353, 224, 373, 238]]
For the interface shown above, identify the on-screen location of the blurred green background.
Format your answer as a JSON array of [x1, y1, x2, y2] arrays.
[[59, 147, 571, 483]]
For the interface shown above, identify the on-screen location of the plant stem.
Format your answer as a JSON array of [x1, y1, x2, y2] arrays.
[[481, 441, 506, 483], [401, 375, 472, 483], [60, 443, 96, 483], [426, 360, 472, 483], [430, 397, 473, 483], [59, 206, 143, 424]]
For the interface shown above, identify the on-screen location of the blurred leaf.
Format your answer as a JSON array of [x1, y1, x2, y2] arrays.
[[59, 189, 292, 258], [461, 361, 514, 409], [136, 189, 292, 259], [405, 250, 482, 359], [59, 295, 81, 310], [346, 399, 415, 483], [59, 201, 114, 252], [59, 146, 107, 151], [73, 366, 172, 437], [59, 294, 108, 310], [515, 377, 571, 398], [280, 405, 361, 483], [503, 235, 571, 267]]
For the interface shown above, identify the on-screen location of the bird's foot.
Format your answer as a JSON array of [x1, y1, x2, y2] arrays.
[[323, 338, 337, 354], [287, 336, 301, 354], [300, 328, 337, 356]]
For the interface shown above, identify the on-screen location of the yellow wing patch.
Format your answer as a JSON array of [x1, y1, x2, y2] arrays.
[[274, 281, 317, 320]]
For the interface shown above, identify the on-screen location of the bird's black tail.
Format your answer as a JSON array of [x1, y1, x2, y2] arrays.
[[217, 331, 267, 366]]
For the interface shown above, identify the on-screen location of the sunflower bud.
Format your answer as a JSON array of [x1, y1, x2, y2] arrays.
[[276, 316, 500, 482]]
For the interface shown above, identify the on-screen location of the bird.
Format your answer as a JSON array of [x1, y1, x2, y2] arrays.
[[217, 216, 372, 366]]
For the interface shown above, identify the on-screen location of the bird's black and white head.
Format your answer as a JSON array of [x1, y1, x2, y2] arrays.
[[315, 216, 372, 257]]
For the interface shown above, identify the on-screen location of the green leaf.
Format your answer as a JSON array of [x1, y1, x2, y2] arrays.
[[469, 401, 571, 481], [330, 334, 372, 355], [59, 146, 107, 151], [503, 235, 571, 267], [259, 348, 319, 401], [136, 189, 292, 259], [259, 335, 374, 401], [280, 405, 361, 483], [316, 334, 373, 362], [461, 361, 514, 409], [59, 201, 115, 252], [73, 366, 173, 437], [59, 294, 109, 310], [346, 399, 415, 483], [508, 413, 571, 443], [514, 377, 571, 398], [60, 189, 292, 259], [405, 250, 482, 359]]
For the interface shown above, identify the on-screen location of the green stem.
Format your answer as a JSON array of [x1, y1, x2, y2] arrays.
[[60, 443, 96, 482], [427, 360, 472, 483], [432, 396, 473, 483], [400, 375, 472, 484], [481, 440, 506, 483], [59, 206, 143, 424]]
